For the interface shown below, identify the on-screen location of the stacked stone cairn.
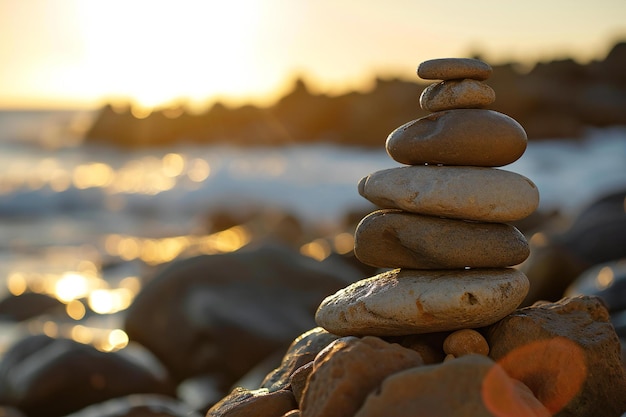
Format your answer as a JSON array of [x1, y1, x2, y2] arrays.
[[315, 57, 539, 339], [207, 59, 626, 417]]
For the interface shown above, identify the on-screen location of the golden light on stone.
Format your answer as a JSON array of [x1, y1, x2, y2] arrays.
[[42, 321, 58, 338], [99, 329, 129, 352], [88, 288, 134, 315], [529, 232, 548, 248], [71, 324, 94, 345], [300, 238, 331, 261], [333, 232, 354, 255], [595, 266, 615, 290], [119, 276, 142, 295], [66, 299, 86, 320], [202, 225, 252, 254], [7, 272, 27, 296]]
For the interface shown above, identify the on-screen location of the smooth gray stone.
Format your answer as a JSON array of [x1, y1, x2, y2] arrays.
[[417, 58, 492, 81], [315, 268, 529, 336], [354, 209, 529, 269], [358, 165, 539, 222]]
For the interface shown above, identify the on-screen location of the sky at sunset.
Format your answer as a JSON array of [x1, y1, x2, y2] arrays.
[[1, 0, 625, 110]]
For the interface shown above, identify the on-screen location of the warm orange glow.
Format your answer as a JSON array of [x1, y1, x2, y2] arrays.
[[333, 232, 355, 255], [482, 363, 551, 417], [300, 238, 331, 261], [71, 324, 94, 344], [187, 158, 211, 182], [162, 153, 185, 177], [66, 299, 86, 320], [55, 272, 89, 302], [7, 272, 27, 296], [88, 288, 134, 314], [596, 266, 615, 290], [488, 337, 587, 414]]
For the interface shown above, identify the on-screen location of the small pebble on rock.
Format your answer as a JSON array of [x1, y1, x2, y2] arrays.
[[443, 329, 490, 357]]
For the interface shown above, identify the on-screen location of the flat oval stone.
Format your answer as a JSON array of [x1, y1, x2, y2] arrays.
[[417, 58, 492, 81], [354, 209, 529, 269], [419, 79, 495, 112], [315, 268, 529, 336], [386, 109, 527, 167], [357, 166, 539, 222]]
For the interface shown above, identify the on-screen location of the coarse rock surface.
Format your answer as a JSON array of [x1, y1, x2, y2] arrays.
[[299, 336, 424, 417], [358, 165, 539, 222], [124, 243, 361, 390], [0, 335, 174, 417], [260, 327, 339, 392], [487, 295, 626, 417], [419, 79, 496, 112], [315, 268, 529, 336], [353, 354, 550, 417], [206, 387, 297, 417], [354, 209, 529, 269], [417, 58, 493, 81], [385, 109, 527, 167]]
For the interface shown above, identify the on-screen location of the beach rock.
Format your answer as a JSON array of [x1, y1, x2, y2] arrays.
[[0, 407, 26, 417], [565, 260, 626, 314], [353, 354, 550, 417], [0, 292, 65, 322], [358, 165, 538, 222], [315, 268, 529, 336], [385, 109, 527, 166], [487, 295, 626, 416], [0, 335, 174, 417], [206, 387, 297, 417], [417, 58, 493, 81], [419, 79, 496, 112], [124, 243, 359, 389], [443, 329, 489, 357], [354, 209, 529, 269], [299, 336, 424, 417], [261, 327, 339, 392], [384, 332, 448, 364], [64, 394, 202, 417], [521, 189, 626, 305], [289, 362, 313, 405]]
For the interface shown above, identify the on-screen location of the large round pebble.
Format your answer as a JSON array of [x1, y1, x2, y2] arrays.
[[419, 79, 495, 112], [386, 109, 527, 167], [417, 58, 492, 81], [315, 268, 529, 336], [354, 209, 529, 269], [358, 166, 539, 222]]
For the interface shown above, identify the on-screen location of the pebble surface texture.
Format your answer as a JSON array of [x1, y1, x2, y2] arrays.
[[419, 79, 496, 112], [354, 209, 529, 269], [417, 58, 493, 80], [358, 165, 539, 222], [315, 268, 529, 336], [385, 109, 527, 167]]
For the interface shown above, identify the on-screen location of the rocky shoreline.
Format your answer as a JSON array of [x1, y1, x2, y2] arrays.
[[84, 41, 626, 147], [0, 54, 626, 416]]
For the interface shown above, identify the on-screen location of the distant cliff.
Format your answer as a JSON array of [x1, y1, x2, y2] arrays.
[[84, 41, 626, 148]]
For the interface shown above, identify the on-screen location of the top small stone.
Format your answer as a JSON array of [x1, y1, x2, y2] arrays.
[[417, 58, 492, 81]]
